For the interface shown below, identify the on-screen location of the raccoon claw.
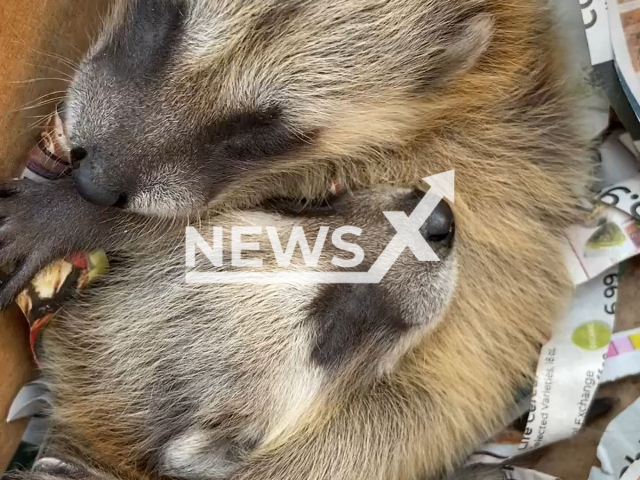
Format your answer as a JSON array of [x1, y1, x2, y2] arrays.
[[0, 256, 48, 309], [0, 178, 149, 309], [0, 179, 87, 309]]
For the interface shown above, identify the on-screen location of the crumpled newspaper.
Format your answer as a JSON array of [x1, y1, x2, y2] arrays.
[[602, 327, 640, 383], [588, 398, 640, 480]]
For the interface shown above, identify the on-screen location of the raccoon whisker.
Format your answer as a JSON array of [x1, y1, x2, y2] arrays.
[[95, 3, 106, 27], [18, 99, 66, 112], [6, 20, 83, 60], [25, 114, 56, 121], [21, 63, 76, 82], [10, 77, 71, 85], [7, 40, 82, 72], [20, 90, 68, 107], [16, 94, 67, 113], [84, 26, 98, 47], [24, 115, 52, 132]]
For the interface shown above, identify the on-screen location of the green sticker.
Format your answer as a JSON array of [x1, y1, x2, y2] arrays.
[[572, 321, 612, 351], [585, 222, 626, 250]]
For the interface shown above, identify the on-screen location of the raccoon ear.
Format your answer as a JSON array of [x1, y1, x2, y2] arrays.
[[420, 13, 494, 89], [447, 13, 494, 75]]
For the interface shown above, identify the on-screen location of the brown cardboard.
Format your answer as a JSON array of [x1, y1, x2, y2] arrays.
[[0, 1, 112, 176], [0, 0, 111, 471], [0, 306, 33, 472]]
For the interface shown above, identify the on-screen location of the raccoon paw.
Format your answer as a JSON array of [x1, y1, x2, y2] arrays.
[[0, 179, 102, 308]]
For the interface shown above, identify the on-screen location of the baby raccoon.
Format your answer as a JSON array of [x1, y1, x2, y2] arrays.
[[26, 186, 455, 480], [0, 0, 593, 479]]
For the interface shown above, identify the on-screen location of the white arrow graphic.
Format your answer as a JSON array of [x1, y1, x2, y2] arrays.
[[186, 170, 454, 284]]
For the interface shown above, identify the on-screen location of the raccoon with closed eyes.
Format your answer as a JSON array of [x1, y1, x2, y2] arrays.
[[1, 0, 592, 480]]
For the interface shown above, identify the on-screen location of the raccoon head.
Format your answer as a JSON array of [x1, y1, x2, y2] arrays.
[[162, 186, 456, 478], [63, 0, 492, 215], [186, 184, 457, 386], [34, 185, 456, 480]]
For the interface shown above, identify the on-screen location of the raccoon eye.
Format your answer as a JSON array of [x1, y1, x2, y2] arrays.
[[264, 195, 340, 216], [263, 193, 343, 216], [210, 106, 305, 159]]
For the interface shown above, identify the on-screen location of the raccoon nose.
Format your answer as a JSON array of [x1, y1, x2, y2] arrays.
[[422, 200, 455, 246], [69, 146, 87, 162], [72, 162, 124, 207]]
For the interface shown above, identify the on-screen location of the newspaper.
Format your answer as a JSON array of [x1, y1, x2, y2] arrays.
[[467, 325, 640, 466], [6, 378, 52, 423], [598, 176, 640, 219], [468, 129, 640, 465], [550, 0, 610, 140], [6, 378, 53, 453], [518, 267, 618, 451], [563, 205, 639, 285], [564, 150, 640, 285], [620, 462, 640, 480], [466, 264, 633, 464], [601, 327, 640, 382], [588, 398, 640, 480], [598, 131, 640, 187], [609, 0, 640, 120], [618, 131, 640, 160], [578, 0, 640, 146], [579, 0, 614, 66]]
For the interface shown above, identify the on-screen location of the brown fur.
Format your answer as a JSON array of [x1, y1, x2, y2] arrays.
[[7, 0, 594, 479]]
